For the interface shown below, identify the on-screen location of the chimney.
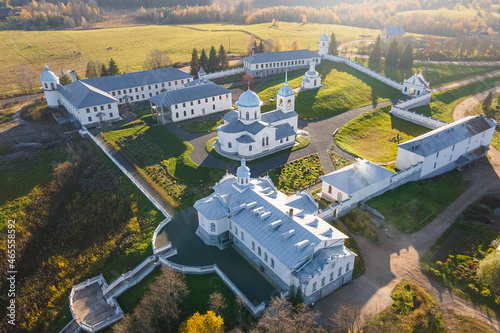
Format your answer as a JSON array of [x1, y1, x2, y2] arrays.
[[69, 70, 77, 83], [289, 208, 294, 217]]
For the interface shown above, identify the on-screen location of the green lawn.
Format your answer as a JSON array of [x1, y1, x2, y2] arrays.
[[102, 113, 226, 209], [181, 118, 223, 133], [367, 171, 466, 233], [474, 93, 500, 151], [422, 198, 500, 316], [329, 221, 365, 279], [0, 102, 19, 125], [0, 22, 385, 97], [255, 61, 401, 119], [341, 208, 379, 242], [335, 106, 430, 163], [328, 150, 353, 170], [268, 153, 324, 194]]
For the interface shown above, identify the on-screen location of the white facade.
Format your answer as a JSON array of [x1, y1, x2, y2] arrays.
[[402, 73, 430, 96], [108, 78, 193, 105], [58, 91, 120, 126], [40, 65, 60, 108], [243, 49, 321, 77], [381, 26, 405, 40], [301, 61, 322, 90], [318, 31, 329, 56]]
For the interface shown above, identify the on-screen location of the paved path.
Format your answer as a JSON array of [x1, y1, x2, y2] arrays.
[[433, 69, 500, 92]]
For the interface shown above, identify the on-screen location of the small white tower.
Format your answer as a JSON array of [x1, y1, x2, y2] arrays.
[[40, 65, 60, 108], [276, 71, 295, 113], [319, 31, 329, 56], [236, 158, 251, 186], [301, 61, 321, 90], [236, 88, 262, 124]]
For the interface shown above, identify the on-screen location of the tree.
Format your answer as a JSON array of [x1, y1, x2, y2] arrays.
[[190, 48, 199, 76], [482, 91, 494, 117], [59, 69, 71, 86], [209, 292, 226, 317], [369, 36, 382, 63], [328, 32, 338, 55], [246, 35, 256, 55], [85, 60, 101, 78], [242, 73, 254, 90], [107, 58, 120, 75], [100, 63, 108, 77], [199, 49, 208, 73], [385, 39, 400, 66], [257, 40, 265, 53], [331, 304, 362, 333], [179, 311, 224, 333], [477, 251, 500, 291], [217, 45, 228, 71], [399, 44, 413, 69], [143, 49, 172, 70], [207, 45, 218, 73], [272, 38, 285, 52], [290, 38, 301, 51]]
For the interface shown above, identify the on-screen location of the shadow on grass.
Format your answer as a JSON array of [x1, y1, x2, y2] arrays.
[[389, 114, 430, 138]]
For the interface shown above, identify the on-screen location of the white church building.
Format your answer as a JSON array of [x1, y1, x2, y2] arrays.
[[402, 73, 430, 96], [194, 159, 356, 304], [301, 61, 322, 90], [215, 74, 298, 159]]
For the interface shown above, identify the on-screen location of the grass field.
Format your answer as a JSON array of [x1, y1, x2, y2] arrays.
[[341, 208, 379, 242], [335, 106, 430, 163], [256, 61, 401, 119], [367, 171, 466, 233], [181, 118, 223, 133], [0, 22, 384, 97], [268, 153, 324, 194], [328, 150, 353, 170]]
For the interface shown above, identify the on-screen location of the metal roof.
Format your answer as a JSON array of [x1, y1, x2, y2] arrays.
[[384, 26, 405, 36], [40, 65, 58, 82], [218, 119, 267, 135], [398, 116, 497, 157], [261, 110, 298, 123], [81, 67, 192, 92], [320, 31, 329, 42], [320, 159, 394, 195], [150, 81, 230, 107], [58, 81, 117, 109], [195, 174, 348, 271], [236, 89, 261, 107], [236, 135, 256, 143], [193, 194, 228, 220], [243, 49, 320, 64], [275, 123, 296, 140]]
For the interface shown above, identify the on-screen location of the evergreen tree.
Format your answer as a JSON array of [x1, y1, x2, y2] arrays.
[[199, 49, 208, 73], [107, 58, 120, 75], [100, 64, 108, 77], [59, 69, 71, 86], [217, 44, 228, 71], [190, 48, 199, 76], [385, 39, 400, 66], [207, 46, 218, 73], [399, 44, 413, 69], [328, 32, 338, 55], [85, 60, 101, 78], [369, 36, 382, 63], [257, 40, 265, 53], [483, 91, 494, 118]]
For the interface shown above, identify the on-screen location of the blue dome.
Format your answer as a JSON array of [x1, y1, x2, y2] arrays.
[[320, 31, 329, 42], [278, 84, 295, 97], [40, 65, 58, 82], [236, 158, 250, 179], [236, 89, 261, 107]]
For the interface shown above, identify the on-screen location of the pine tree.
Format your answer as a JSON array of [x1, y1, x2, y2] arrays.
[[59, 69, 71, 86], [199, 49, 208, 73], [207, 46, 218, 73], [107, 58, 120, 75], [399, 44, 413, 69], [85, 60, 101, 78], [100, 64, 108, 77], [257, 40, 265, 53], [190, 48, 199, 76], [385, 39, 400, 66], [217, 45, 228, 71], [369, 36, 382, 63], [483, 91, 494, 118], [329, 32, 338, 55]]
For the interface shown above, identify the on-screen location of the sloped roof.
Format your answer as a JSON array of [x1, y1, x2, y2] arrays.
[[150, 81, 230, 107], [40, 65, 58, 82], [261, 110, 298, 123], [320, 159, 394, 195], [218, 119, 267, 135], [236, 135, 256, 143], [384, 26, 405, 36], [58, 81, 117, 109], [195, 175, 348, 270], [275, 123, 296, 140], [320, 31, 329, 42], [237, 89, 261, 107], [404, 73, 429, 88], [243, 49, 320, 64], [81, 67, 192, 92], [193, 194, 228, 220], [398, 116, 497, 157]]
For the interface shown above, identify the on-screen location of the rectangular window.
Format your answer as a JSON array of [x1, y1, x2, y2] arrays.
[[175, 105, 178, 109], [108, 104, 111, 109], [136, 95, 139, 99], [321, 277, 325, 287], [330, 272, 334, 281], [436, 152, 439, 158], [175, 81, 178, 85], [212, 97, 215, 101], [190, 101, 193, 106], [312, 282, 317, 292], [205, 98, 208, 103], [86, 108, 90, 113], [155, 84, 158, 89], [129, 89, 132, 93], [449, 155, 453, 161], [148, 85, 151, 90], [191, 109, 194, 115], [346, 263, 350, 271], [142, 94, 145, 98], [135, 88, 138, 92], [219, 95, 222, 100], [168, 82, 171, 86], [226, 94, 228, 98], [149, 93, 152, 97], [123, 90, 126, 94], [112, 92, 115, 96], [162, 83, 165, 87], [328, 185, 332, 194], [94, 107, 97, 111], [88, 117, 92, 121], [452, 144, 455, 151], [183, 103, 186, 107], [109, 112, 113, 117], [181, 80, 184, 84], [130, 97, 133, 101], [241, 232, 244, 241], [100, 105, 104, 110], [213, 104, 216, 110], [141, 87, 144, 91], [338, 267, 342, 276], [198, 100, 201, 104], [118, 91, 121, 95], [434, 162, 437, 169]]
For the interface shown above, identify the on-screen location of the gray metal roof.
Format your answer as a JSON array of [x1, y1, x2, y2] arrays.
[[243, 49, 320, 64], [236, 135, 256, 143], [320, 159, 394, 195], [81, 67, 192, 92], [385, 26, 405, 36], [58, 81, 117, 109], [218, 119, 267, 135], [150, 81, 230, 107], [275, 123, 295, 140], [398, 116, 496, 157], [261, 110, 298, 123], [195, 174, 348, 271]]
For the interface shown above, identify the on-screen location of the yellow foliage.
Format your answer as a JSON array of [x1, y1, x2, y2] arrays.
[[179, 311, 224, 333]]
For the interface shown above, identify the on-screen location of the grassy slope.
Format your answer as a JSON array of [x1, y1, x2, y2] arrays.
[[0, 22, 383, 96], [474, 93, 500, 151], [335, 106, 429, 163], [367, 171, 466, 233]]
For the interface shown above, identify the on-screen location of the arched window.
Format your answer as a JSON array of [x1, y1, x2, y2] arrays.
[[246, 112, 249, 120], [262, 138, 265, 146], [314, 79, 317, 86], [235, 226, 238, 234], [183, 111, 186, 117], [258, 247, 261, 256], [266, 137, 269, 146], [287, 99, 291, 106], [44, 83, 48, 89], [210, 223, 215, 232], [245, 178, 248, 184], [279, 99, 283, 106], [241, 232, 244, 241], [228, 142, 232, 148], [252, 241, 255, 250], [254, 111, 257, 118], [264, 252, 268, 262], [271, 259, 275, 268], [50, 83, 55, 89], [346, 262, 350, 271], [249, 145, 252, 152]]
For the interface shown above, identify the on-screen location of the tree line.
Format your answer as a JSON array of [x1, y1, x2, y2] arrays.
[[369, 36, 414, 69], [189, 45, 228, 76]]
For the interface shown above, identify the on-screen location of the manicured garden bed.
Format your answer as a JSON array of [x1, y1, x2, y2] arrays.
[[181, 118, 224, 133]]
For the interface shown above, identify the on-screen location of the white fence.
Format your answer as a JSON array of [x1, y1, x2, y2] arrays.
[[391, 106, 447, 129], [152, 218, 171, 254], [201, 67, 245, 80], [159, 257, 266, 317], [323, 55, 404, 91]]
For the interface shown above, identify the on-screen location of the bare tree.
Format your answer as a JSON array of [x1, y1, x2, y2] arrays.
[[16, 66, 34, 94], [209, 292, 226, 316], [331, 304, 362, 333], [143, 49, 172, 70]]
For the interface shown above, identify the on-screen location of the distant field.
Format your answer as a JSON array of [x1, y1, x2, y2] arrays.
[[0, 22, 382, 97]]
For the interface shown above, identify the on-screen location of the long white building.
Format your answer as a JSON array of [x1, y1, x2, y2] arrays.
[[243, 49, 321, 77], [194, 159, 356, 304]]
